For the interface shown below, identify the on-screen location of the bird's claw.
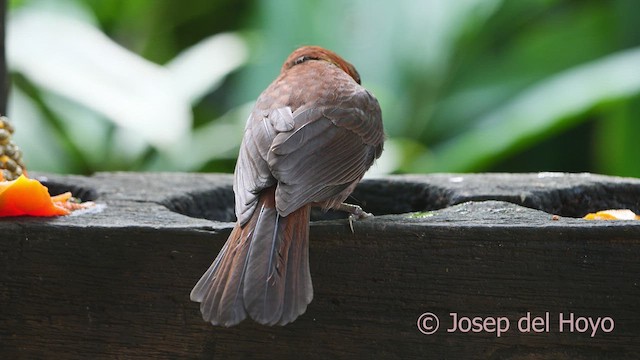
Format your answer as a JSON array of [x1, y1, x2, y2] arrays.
[[338, 203, 373, 233]]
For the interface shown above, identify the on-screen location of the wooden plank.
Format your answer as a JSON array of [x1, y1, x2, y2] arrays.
[[1, 172, 639, 359]]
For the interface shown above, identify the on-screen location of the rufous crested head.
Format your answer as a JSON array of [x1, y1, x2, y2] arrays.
[[282, 46, 361, 84]]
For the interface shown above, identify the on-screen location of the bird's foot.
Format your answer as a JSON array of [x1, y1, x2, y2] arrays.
[[335, 203, 373, 233]]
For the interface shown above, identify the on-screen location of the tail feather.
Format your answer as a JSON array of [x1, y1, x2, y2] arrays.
[[190, 240, 228, 302], [191, 223, 249, 326], [279, 205, 313, 325], [243, 205, 289, 325], [190, 187, 313, 326], [213, 223, 252, 325]]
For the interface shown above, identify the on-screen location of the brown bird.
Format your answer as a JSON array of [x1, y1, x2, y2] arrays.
[[190, 46, 384, 326]]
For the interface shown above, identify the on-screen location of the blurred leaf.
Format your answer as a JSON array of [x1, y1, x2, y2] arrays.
[[429, 0, 617, 143], [8, 8, 191, 148], [8, 87, 74, 173], [369, 138, 428, 177], [11, 74, 91, 172], [7, 4, 248, 171], [594, 96, 640, 177], [144, 103, 251, 171], [407, 46, 640, 172], [166, 33, 248, 104]]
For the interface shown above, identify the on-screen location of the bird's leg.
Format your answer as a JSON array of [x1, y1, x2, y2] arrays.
[[335, 203, 373, 233], [336, 203, 373, 220]]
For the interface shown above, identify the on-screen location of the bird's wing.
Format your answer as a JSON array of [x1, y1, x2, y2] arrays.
[[268, 90, 384, 216], [234, 107, 296, 225]]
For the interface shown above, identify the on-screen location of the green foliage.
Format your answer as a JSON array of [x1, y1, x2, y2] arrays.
[[6, 0, 640, 177], [8, 0, 249, 173]]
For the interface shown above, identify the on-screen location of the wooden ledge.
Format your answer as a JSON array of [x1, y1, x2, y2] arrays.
[[1, 172, 639, 359]]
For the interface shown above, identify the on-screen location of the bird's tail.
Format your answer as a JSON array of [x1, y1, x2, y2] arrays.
[[190, 187, 313, 326]]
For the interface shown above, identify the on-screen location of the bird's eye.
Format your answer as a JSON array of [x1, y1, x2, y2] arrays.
[[294, 56, 318, 65]]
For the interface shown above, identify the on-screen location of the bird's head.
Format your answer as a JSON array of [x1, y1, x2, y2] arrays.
[[282, 46, 361, 84]]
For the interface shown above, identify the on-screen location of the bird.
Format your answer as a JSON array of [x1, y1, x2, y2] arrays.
[[190, 46, 384, 327]]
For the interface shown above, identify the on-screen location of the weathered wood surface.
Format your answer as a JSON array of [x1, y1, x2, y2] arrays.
[[1, 172, 639, 359]]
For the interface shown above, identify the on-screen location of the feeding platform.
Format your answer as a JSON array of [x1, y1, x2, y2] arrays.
[[1, 172, 639, 359]]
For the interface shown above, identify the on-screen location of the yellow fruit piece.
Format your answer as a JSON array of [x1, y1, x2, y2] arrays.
[[0, 175, 70, 217], [583, 209, 639, 220]]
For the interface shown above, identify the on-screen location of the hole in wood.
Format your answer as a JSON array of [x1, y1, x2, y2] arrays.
[[162, 187, 236, 222], [312, 179, 450, 220], [161, 180, 447, 222], [448, 182, 640, 218], [524, 184, 640, 218], [160, 175, 640, 221], [37, 179, 98, 202]]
